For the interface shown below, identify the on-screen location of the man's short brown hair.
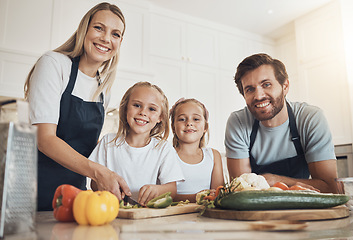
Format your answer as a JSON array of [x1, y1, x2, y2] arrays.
[[234, 53, 288, 95]]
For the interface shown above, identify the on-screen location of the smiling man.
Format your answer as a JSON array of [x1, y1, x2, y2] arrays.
[[225, 53, 338, 193]]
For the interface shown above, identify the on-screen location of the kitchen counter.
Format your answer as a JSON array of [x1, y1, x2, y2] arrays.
[[4, 210, 353, 240]]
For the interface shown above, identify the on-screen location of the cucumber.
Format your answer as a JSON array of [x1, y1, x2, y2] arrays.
[[215, 190, 349, 210]]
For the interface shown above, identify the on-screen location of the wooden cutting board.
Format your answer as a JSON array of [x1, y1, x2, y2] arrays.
[[203, 205, 349, 221], [118, 203, 200, 219]]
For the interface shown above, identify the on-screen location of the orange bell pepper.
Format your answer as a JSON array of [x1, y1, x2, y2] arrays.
[[52, 184, 82, 222], [73, 190, 119, 226]]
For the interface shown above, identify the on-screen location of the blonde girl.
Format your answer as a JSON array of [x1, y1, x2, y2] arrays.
[[89, 82, 184, 206], [24, 2, 129, 211], [170, 98, 224, 202]]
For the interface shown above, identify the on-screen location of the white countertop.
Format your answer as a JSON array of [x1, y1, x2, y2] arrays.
[[4, 209, 353, 240]]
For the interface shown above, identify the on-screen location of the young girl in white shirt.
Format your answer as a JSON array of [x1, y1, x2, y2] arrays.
[[170, 98, 224, 202], [89, 82, 184, 206]]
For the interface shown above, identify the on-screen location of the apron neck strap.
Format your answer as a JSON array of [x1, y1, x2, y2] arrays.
[[249, 101, 304, 156], [66, 56, 80, 94], [287, 102, 304, 155]]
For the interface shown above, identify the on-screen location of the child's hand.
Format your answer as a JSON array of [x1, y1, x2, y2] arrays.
[[138, 185, 161, 206]]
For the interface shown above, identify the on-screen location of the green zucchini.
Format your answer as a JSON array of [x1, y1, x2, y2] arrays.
[[215, 190, 349, 210]]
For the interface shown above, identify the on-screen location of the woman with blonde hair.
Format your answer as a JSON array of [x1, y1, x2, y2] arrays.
[[25, 2, 131, 211]]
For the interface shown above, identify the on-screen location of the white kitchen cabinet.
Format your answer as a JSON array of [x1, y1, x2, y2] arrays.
[[218, 70, 246, 152], [0, 0, 53, 54], [274, 33, 302, 102], [0, 51, 38, 98], [219, 33, 252, 72], [185, 24, 218, 67], [150, 13, 218, 68], [218, 32, 275, 73], [116, 0, 151, 72], [149, 56, 185, 107], [295, 0, 352, 145], [149, 14, 184, 61], [150, 55, 224, 150], [0, 0, 53, 99]]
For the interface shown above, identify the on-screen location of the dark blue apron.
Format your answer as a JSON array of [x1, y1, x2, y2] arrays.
[[37, 56, 105, 211], [249, 102, 310, 179]]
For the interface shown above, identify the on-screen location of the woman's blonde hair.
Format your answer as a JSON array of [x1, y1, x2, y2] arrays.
[[24, 2, 126, 100], [113, 81, 170, 146], [170, 98, 209, 148]]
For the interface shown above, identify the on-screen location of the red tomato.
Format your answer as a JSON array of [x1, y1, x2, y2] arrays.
[[273, 182, 289, 190]]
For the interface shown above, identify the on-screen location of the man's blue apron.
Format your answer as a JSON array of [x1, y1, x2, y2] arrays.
[[249, 102, 310, 179], [37, 56, 105, 211]]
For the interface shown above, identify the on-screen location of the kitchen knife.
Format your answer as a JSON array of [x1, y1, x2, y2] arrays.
[[123, 195, 141, 207]]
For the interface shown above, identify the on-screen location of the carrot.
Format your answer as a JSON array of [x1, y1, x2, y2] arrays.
[[273, 182, 289, 190], [203, 195, 216, 201], [203, 186, 224, 201], [215, 185, 224, 197]]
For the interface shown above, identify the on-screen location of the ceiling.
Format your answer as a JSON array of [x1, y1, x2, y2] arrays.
[[146, 0, 333, 38]]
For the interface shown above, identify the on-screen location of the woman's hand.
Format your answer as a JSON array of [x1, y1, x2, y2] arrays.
[[93, 163, 131, 200]]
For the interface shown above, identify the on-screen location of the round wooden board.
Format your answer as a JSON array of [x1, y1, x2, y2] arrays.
[[202, 206, 349, 221]]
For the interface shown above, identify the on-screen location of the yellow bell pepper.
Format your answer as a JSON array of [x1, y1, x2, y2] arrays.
[[73, 190, 119, 226]]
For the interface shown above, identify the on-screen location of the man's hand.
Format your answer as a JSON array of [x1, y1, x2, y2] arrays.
[[294, 181, 320, 192], [262, 173, 322, 193], [261, 173, 284, 186]]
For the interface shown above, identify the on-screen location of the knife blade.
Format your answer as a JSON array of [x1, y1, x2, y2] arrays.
[[123, 195, 141, 207]]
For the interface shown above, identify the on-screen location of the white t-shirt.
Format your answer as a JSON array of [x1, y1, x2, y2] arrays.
[[89, 134, 185, 200], [28, 51, 110, 125], [177, 148, 214, 194]]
